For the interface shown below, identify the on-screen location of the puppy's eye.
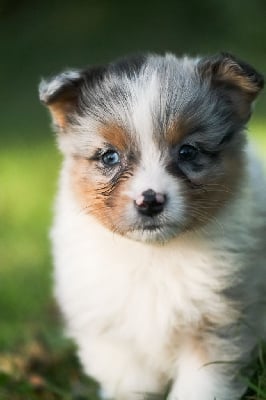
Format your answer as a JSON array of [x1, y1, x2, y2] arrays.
[[101, 150, 120, 166], [178, 144, 198, 161]]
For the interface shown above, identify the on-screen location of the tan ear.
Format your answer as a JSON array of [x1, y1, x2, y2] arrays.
[[39, 70, 83, 131], [198, 53, 264, 120]]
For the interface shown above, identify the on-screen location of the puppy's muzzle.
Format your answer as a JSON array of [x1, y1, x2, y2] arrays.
[[135, 189, 166, 217]]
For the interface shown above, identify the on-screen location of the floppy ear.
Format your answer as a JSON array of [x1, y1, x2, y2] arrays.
[[39, 70, 85, 131], [198, 53, 264, 121]]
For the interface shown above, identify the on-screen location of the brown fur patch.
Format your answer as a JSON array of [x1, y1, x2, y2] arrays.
[[46, 89, 79, 129], [165, 118, 191, 146], [214, 60, 261, 95], [68, 123, 135, 234], [69, 156, 133, 234], [99, 124, 129, 152], [48, 101, 72, 128], [200, 55, 263, 101]]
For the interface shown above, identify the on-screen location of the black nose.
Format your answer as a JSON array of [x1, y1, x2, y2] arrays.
[[135, 189, 166, 217]]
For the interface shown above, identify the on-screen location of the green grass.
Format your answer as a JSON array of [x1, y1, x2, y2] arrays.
[[0, 139, 58, 348], [0, 121, 265, 399], [250, 119, 266, 160]]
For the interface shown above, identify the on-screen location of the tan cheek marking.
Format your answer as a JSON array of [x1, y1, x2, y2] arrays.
[[105, 179, 134, 233], [70, 157, 133, 235], [70, 157, 111, 226], [183, 152, 244, 229], [100, 123, 129, 152]]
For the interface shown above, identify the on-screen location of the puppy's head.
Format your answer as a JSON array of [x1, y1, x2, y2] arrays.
[[40, 53, 263, 242]]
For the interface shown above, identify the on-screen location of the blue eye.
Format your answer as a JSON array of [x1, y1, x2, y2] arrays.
[[101, 150, 120, 166]]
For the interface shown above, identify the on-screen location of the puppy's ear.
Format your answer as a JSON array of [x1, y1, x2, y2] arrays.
[[198, 53, 264, 121], [39, 70, 85, 131]]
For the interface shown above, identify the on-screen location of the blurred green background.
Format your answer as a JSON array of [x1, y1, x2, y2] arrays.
[[0, 0, 265, 398]]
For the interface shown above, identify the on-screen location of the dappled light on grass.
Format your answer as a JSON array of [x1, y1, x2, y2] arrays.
[[0, 330, 99, 400]]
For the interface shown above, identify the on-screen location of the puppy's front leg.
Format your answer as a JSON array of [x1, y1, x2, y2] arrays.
[[78, 337, 165, 400], [167, 340, 247, 400]]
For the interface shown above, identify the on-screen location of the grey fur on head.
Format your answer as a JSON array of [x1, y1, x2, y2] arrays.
[[39, 53, 263, 133]]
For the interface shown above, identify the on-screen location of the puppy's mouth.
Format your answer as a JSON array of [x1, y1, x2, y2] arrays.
[[125, 219, 182, 243], [131, 218, 165, 232], [141, 224, 161, 231]]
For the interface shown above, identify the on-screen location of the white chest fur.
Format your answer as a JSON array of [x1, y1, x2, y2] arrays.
[[51, 161, 266, 399], [52, 186, 240, 367]]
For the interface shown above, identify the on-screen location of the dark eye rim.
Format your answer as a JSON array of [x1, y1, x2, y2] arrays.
[[178, 144, 199, 161]]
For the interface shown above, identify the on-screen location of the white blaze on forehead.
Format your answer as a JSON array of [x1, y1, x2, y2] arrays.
[[131, 70, 159, 152], [124, 69, 186, 222], [127, 70, 173, 197]]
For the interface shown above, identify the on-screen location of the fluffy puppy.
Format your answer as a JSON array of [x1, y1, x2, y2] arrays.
[[40, 53, 266, 400]]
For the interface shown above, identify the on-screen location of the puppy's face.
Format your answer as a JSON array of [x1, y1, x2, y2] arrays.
[[40, 53, 263, 242]]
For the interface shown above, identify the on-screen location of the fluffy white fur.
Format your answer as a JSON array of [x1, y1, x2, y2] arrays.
[[41, 53, 266, 400], [51, 145, 266, 400]]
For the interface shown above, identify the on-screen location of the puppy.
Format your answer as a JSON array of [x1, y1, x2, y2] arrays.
[[40, 53, 266, 400]]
